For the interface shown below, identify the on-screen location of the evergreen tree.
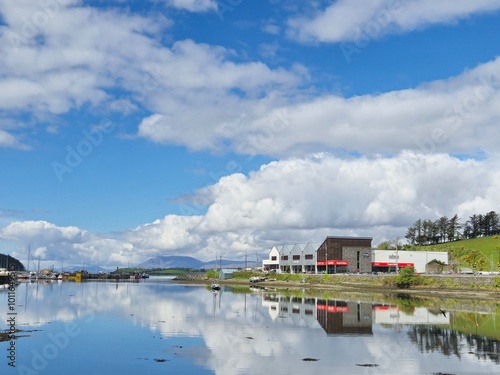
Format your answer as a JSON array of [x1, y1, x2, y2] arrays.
[[436, 216, 449, 243], [446, 214, 461, 241]]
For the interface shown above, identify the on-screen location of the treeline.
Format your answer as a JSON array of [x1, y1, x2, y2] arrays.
[[405, 211, 500, 246], [0, 253, 25, 271]]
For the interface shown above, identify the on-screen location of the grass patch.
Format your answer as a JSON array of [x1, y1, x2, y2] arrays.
[[229, 270, 256, 280], [411, 235, 500, 271], [494, 277, 500, 288]]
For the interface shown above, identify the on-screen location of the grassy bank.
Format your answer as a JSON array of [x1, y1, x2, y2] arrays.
[[411, 235, 500, 271], [223, 270, 500, 296]]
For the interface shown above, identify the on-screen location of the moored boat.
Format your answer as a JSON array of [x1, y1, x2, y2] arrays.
[[211, 280, 220, 291], [17, 272, 29, 280], [0, 268, 10, 284]]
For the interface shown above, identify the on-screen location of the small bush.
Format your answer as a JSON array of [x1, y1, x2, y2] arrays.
[[394, 267, 423, 289]]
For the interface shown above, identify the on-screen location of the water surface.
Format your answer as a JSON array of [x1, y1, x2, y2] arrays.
[[1, 278, 499, 374]]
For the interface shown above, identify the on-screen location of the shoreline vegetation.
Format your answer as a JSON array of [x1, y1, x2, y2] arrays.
[[174, 271, 500, 301]]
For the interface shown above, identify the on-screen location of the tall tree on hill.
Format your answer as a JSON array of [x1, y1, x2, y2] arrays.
[[423, 219, 439, 245], [491, 211, 500, 235], [436, 216, 449, 243], [412, 219, 424, 245], [405, 225, 416, 245], [482, 211, 500, 236], [464, 214, 482, 239], [403, 218, 421, 244], [406, 211, 497, 244], [446, 214, 461, 241]]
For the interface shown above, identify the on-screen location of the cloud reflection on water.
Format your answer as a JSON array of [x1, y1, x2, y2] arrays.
[[1, 280, 499, 374]]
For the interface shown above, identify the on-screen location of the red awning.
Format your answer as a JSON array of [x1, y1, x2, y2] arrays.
[[317, 260, 349, 266], [371, 262, 414, 267], [317, 305, 349, 313]]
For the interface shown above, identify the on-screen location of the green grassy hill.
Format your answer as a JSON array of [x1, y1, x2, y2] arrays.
[[411, 235, 500, 271]]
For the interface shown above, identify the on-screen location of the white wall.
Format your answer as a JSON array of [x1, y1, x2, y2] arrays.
[[372, 250, 448, 273]]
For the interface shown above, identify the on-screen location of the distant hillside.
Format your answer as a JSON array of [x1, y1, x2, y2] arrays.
[[0, 254, 25, 271], [64, 265, 109, 273], [136, 255, 257, 270], [412, 235, 500, 271]]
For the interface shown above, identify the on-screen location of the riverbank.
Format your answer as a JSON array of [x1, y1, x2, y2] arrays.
[[173, 273, 500, 301]]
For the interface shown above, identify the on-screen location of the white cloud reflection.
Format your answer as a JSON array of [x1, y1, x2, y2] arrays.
[[2, 282, 498, 375]]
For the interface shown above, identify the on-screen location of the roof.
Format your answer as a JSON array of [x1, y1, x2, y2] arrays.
[[326, 236, 373, 240]]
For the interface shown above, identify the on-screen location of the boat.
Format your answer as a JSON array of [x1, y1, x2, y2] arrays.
[[17, 272, 30, 280], [0, 268, 9, 284], [130, 272, 141, 280], [141, 273, 150, 279], [211, 254, 221, 291], [211, 280, 220, 291]]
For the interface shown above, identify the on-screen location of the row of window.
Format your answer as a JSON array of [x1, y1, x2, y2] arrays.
[[272, 254, 314, 261]]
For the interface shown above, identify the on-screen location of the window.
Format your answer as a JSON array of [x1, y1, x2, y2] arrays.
[[305, 254, 313, 260], [271, 256, 277, 261], [292, 255, 300, 260], [281, 256, 288, 260]]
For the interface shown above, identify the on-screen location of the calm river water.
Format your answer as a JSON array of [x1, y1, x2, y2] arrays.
[[1, 277, 499, 374]]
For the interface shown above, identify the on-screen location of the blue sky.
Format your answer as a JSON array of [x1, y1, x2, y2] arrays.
[[1, 0, 500, 268]]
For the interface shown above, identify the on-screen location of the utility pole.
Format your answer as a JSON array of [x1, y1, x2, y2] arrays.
[[395, 237, 400, 274], [396, 244, 399, 273]]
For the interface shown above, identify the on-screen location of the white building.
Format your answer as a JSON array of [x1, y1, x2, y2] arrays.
[[373, 306, 449, 325], [262, 238, 449, 274], [371, 250, 448, 273], [263, 242, 321, 273], [262, 246, 280, 272]]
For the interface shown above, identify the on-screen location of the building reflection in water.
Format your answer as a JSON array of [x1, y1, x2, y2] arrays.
[[261, 292, 451, 336], [258, 289, 500, 364]]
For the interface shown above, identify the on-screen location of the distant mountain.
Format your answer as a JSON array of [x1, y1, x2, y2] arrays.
[[136, 255, 257, 270], [136, 256, 203, 269], [63, 265, 110, 273]]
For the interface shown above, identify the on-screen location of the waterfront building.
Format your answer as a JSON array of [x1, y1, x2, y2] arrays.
[[263, 236, 373, 274], [262, 236, 449, 274], [278, 244, 294, 273], [316, 236, 373, 274], [219, 268, 239, 279], [371, 249, 448, 274], [262, 246, 280, 272]]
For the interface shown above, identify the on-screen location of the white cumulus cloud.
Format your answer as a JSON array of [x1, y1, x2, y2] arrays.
[[288, 0, 500, 43], [166, 0, 218, 12], [3, 152, 499, 266]]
